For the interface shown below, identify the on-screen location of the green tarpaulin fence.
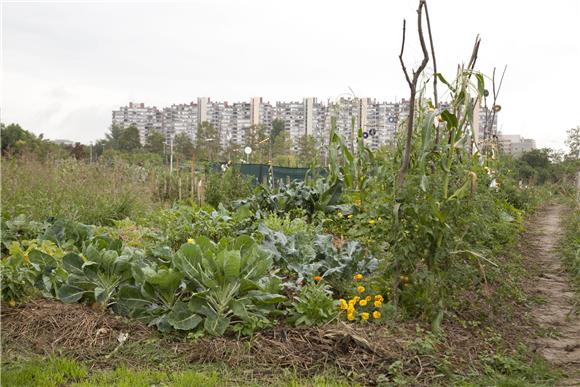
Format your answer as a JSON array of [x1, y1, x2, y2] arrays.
[[209, 163, 326, 184]]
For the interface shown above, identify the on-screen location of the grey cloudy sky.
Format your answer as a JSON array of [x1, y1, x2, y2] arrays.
[[2, 0, 579, 149]]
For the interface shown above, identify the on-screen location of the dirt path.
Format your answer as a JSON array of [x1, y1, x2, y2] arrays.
[[528, 204, 580, 385]]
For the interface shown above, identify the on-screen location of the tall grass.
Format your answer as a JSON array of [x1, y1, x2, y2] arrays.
[[1, 156, 159, 225]]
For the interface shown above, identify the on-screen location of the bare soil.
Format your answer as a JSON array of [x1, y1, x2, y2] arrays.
[[528, 204, 580, 385]]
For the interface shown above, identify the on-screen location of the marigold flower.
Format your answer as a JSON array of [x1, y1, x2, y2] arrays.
[[361, 312, 370, 320], [373, 311, 381, 319], [365, 295, 372, 302], [347, 306, 355, 314], [313, 275, 322, 282], [187, 238, 194, 244], [368, 219, 376, 225], [353, 296, 361, 302], [354, 273, 363, 281], [347, 313, 355, 321], [339, 299, 348, 310], [374, 300, 382, 308], [356, 286, 365, 294], [374, 295, 384, 302], [359, 299, 367, 306]]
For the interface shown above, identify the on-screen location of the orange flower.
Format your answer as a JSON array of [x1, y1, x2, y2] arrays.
[[313, 275, 322, 282]]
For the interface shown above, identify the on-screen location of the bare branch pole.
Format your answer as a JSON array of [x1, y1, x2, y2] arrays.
[[423, 1, 438, 108], [397, 0, 430, 186], [467, 35, 481, 73], [393, 0, 430, 312], [487, 65, 507, 140]]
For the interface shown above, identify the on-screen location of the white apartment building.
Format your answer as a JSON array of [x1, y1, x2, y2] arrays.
[[112, 102, 161, 144], [111, 97, 497, 154], [498, 134, 536, 157], [162, 102, 198, 142]]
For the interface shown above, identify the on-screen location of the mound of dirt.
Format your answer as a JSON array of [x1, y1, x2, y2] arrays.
[[0, 299, 152, 360]]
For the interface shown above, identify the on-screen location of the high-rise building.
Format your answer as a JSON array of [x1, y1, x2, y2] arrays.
[[498, 134, 536, 157], [112, 102, 161, 144], [111, 97, 499, 155]]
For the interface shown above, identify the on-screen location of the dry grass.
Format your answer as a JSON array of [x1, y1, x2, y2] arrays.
[[1, 156, 159, 224], [0, 299, 153, 361]]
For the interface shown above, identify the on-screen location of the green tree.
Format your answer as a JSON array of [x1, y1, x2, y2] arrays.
[[244, 124, 268, 163], [517, 148, 552, 184], [174, 132, 194, 159], [565, 125, 579, 160], [105, 124, 124, 150], [297, 134, 318, 167], [0, 123, 64, 159], [118, 125, 142, 151], [1, 123, 37, 153], [271, 119, 285, 141], [223, 138, 242, 163], [195, 121, 221, 162], [145, 130, 166, 155], [271, 130, 292, 161]]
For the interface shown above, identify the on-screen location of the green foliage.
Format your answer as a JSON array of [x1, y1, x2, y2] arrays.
[[477, 348, 562, 386], [204, 166, 253, 209], [565, 125, 579, 160], [262, 214, 315, 236], [1, 123, 62, 158], [289, 282, 338, 326], [1, 356, 87, 387], [57, 240, 132, 307], [173, 236, 285, 336], [237, 178, 343, 220], [1, 251, 37, 304], [195, 121, 221, 162], [258, 223, 378, 293], [560, 199, 580, 294], [140, 204, 242, 249], [116, 259, 184, 332], [1, 239, 69, 303], [271, 129, 292, 160], [244, 124, 269, 163], [297, 134, 318, 167], [145, 130, 166, 154], [0, 356, 224, 387], [174, 132, 194, 159]]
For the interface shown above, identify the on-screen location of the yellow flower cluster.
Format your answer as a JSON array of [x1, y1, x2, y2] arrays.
[[338, 289, 384, 322]]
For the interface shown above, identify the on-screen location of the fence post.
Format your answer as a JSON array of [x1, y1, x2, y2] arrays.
[[191, 154, 196, 199]]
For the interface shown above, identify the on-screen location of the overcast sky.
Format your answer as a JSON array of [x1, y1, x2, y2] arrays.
[[2, 0, 579, 149]]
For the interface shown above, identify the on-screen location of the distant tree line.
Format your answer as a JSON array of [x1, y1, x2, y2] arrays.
[[1, 119, 321, 168], [3, 121, 578, 183]]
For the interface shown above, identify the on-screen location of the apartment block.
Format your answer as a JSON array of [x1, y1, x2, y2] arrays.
[[112, 102, 161, 144], [111, 97, 501, 155], [498, 134, 536, 157]]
